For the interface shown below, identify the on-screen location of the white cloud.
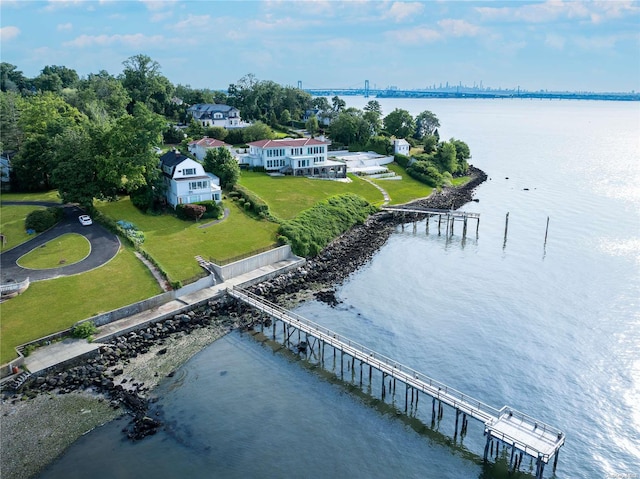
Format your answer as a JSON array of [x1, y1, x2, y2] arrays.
[[150, 11, 173, 22], [42, 0, 84, 12], [545, 33, 565, 50], [0, 26, 20, 41], [573, 34, 620, 51], [475, 0, 639, 24], [438, 19, 482, 37], [57, 22, 73, 31], [386, 26, 441, 45], [384, 2, 424, 22], [168, 14, 211, 30], [139, 0, 177, 11], [63, 33, 166, 48]]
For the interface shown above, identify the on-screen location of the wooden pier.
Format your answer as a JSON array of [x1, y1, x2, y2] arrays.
[[229, 286, 565, 478], [382, 206, 480, 238]]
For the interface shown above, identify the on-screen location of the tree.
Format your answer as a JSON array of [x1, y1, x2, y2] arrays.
[[450, 138, 471, 173], [305, 115, 319, 137], [434, 141, 458, 173], [311, 96, 331, 112], [203, 147, 240, 189], [242, 121, 274, 142], [75, 70, 130, 118], [120, 54, 174, 115], [332, 95, 346, 112], [280, 109, 291, 125], [0, 91, 23, 151], [105, 103, 166, 192], [328, 110, 371, 146], [205, 126, 228, 141], [423, 135, 438, 154], [415, 110, 440, 139], [33, 73, 63, 93], [1, 63, 29, 92], [52, 127, 101, 208], [383, 108, 415, 138], [363, 100, 382, 116]]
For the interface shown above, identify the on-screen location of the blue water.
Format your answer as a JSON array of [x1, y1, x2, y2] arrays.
[[39, 99, 640, 479]]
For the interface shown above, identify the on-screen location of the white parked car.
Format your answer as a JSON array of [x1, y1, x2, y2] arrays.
[[78, 215, 92, 226]]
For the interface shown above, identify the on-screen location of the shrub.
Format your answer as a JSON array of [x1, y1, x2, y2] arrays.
[[72, 321, 97, 340], [25, 207, 64, 232], [195, 200, 223, 219], [233, 184, 270, 216], [278, 193, 377, 257], [394, 153, 410, 168], [181, 203, 206, 221]]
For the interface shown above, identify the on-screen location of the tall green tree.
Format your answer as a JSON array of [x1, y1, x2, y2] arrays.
[[0, 63, 29, 92], [331, 95, 346, 112], [305, 115, 319, 137], [450, 138, 471, 173], [120, 54, 174, 115], [106, 103, 166, 192], [383, 108, 415, 138], [203, 147, 240, 189], [74, 70, 130, 118], [415, 110, 440, 139], [363, 100, 382, 116], [434, 141, 458, 173], [0, 91, 24, 151]]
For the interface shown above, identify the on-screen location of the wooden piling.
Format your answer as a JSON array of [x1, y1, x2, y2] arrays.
[[544, 216, 550, 245], [504, 212, 509, 243]]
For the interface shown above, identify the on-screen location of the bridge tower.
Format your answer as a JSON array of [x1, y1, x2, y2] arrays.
[[297, 80, 303, 90], [364, 80, 370, 98]]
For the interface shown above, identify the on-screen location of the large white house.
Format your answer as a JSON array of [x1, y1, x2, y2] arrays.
[[159, 150, 222, 207], [187, 104, 248, 129], [240, 138, 346, 178], [188, 137, 233, 161]]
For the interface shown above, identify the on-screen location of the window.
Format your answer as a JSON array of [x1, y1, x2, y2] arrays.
[[183, 168, 196, 176], [189, 180, 208, 190]]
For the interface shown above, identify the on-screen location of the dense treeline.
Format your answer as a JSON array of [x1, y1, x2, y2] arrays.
[[278, 194, 377, 257], [1, 54, 472, 206]]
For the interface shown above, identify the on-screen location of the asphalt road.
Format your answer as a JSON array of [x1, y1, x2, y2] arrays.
[[1, 202, 120, 283]]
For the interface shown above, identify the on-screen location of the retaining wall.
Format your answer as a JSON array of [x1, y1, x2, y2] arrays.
[[213, 245, 295, 281]]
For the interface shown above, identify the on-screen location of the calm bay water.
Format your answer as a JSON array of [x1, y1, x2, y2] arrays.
[[40, 99, 640, 479]]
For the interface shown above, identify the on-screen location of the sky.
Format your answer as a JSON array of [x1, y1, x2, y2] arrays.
[[1, 0, 639, 93]]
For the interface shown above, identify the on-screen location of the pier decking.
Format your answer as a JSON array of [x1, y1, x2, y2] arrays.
[[382, 206, 480, 238], [229, 286, 564, 478]]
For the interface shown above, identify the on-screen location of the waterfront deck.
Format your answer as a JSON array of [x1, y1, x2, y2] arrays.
[[381, 206, 480, 237], [229, 286, 564, 478]]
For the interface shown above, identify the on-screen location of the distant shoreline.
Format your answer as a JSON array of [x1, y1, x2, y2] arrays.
[[308, 91, 640, 102]]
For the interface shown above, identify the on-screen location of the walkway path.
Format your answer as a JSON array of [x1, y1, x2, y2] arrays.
[[361, 177, 390, 205], [17, 256, 304, 375]]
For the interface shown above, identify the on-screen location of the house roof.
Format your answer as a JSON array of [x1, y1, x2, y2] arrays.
[[248, 138, 329, 148], [159, 150, 191, 168], [187, 104, 237, 113], [188, 137, 231, 148]]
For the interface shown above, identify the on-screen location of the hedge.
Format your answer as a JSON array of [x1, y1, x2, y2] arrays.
[[25, 207, 65, 232], [278, 193, 377, 257]]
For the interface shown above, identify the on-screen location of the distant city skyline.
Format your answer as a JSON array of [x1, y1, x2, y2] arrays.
[[1, 0, 639, 93]]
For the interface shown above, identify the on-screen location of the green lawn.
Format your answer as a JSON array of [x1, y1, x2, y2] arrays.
[[372, 163, 434, 205], [452, 175, 471, 187], [238, 171, 383, 220], [0, 245, 162, 363], [96, 197, 280, 282], [0, 205, 46, 251], [0, 190, 62, 203], [17, 233, 90, 269]]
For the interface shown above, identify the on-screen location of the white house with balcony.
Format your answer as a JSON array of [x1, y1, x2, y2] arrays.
[[187, 104, 248, 129], [240, 138, 346, 178], [159, 150, 222, 207], [188, 137, 233, 161]]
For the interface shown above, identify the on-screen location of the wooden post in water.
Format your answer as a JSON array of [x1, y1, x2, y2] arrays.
[[476, 217, 480, 236], [438, 214, 442, 235], [544, 216, 550, 246], [454, 409, 460, 441], [503, 212, 510, 247]]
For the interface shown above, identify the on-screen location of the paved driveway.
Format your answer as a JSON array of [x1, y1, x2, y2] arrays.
[[1, 202, 120, 283]]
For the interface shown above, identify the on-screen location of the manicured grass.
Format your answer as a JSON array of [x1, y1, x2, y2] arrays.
[[17, 233, 90, 269], [238, 171, 383, 220], [452, 175, 471, 187], [372, 163, 434, 205], [0, 190, 62, 203], [96, 197, 280, 282], [0, 205, 46, 251], [0, 245, 162, 363]]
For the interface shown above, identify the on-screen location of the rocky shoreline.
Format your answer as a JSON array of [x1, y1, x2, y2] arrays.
[[0, 166, 486, 479]]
